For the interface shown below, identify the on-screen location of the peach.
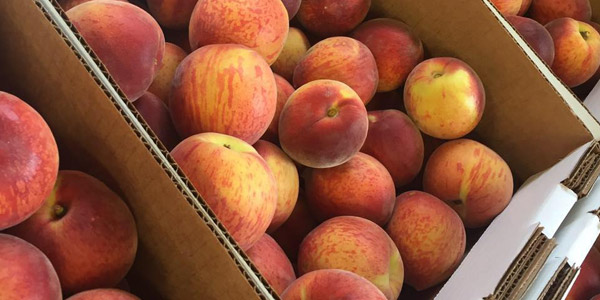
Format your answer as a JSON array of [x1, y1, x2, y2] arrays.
[[530, 0, 591, 25], [0, 234, 62, 300], [361, 110, 424, 187], [546, 18, 600, 87], [297, 0, 371, 37], [386, 191, 466, 291], [170, 132, 277, 250], [246, 234, 296, 295], [59, 0, 127, 11], [278, 80, 368, 168], [572, 22, 600, 98], [262, 74, 295, 143], [189, 0, 288, 65], [565, 247, 600, 300], [518, 0, 532, 15], [133, 92, 180, 150], [148, 42, 187, 105], [352, 18, 424, 92], [281, 0, 301, 19], [490, 0, 522, 16], [146, 0, 197, 30], [423, 139, 514, 228], [293, 37, 378, 104], [254, 140, 299, 232], [163, 28, 192, 53], [298, 216, 403, 299], [304, 153, 396, 225], [271, 191, 318, 263], [7, 171, 138, 295], [282, 269, 387, 300], [271, 27, 311, 83], [67, 0, 165, 101], [404, 57, 485, 139], [169, 44, 277, 144], [506, 16, 555, 65], [0, 92, 59, 230], [67, 289, 139, 300]]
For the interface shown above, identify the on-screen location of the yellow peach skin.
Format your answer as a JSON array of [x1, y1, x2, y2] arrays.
[[298, 216, 404, 300], [271, 27, 311, 83], [490, 0, 522, 16], [148, 42, 187, 105], [169, 44, 277, 145], [262, 74, 295, 143], [404, 57, 485, 140], [281, 269, 387, 300]]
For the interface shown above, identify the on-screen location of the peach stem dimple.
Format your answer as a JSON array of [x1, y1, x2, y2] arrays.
[[223, 144, 231, 149], [327, 107, 339, 118], [433, 72, 443, 78], [53, 204, 66, 220], [581, 31, 590, 40]]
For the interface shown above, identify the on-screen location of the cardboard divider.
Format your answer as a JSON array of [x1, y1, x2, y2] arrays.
[[0, 1, 276, 299]]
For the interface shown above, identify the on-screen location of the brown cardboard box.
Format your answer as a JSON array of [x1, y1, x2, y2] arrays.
[[1, 0, 600, 299]]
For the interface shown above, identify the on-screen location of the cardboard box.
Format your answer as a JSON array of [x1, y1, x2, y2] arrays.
[[2, 0, 600, 299]]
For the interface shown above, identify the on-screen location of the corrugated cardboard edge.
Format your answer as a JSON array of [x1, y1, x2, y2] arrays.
[[537, 259, 579, 300], [480, 0, 600, 140], [562, 142, 600, 198], [35, 0, 278, 299], [484, 227, 556, 300]]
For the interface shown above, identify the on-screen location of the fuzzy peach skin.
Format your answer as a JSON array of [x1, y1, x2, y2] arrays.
[[386, 191, 466, 291], [0, 234, 62, 300], [530, 0, 591, 25], [67, 0, 164, 101], [148, 42, 187, 105], [271, 27, 311, 83], [298, 216, 404, 299], [572, 22, 600, 97], [0, 92, 59, 230], [189, 0, 288, 65], [59, 0, 127, 11], [171, 132, 277, 250], [147, 0, 197, 30], [281, 0, 301, 19], [404, 57, 485, 140], [507, 16, 555, 65], [169, 44, 277, 144], [352, 18, 424, 92], [278, 80, 368, 168], [67, 289, 140, 300], [246, 234, 296, 295], [293, 37, 378, 104], [304, 153, 395, 226], [254, 140, 299, 232], [565, 247, 600, 300], [361, 110, 424, 187], [133, 92, 180, 150], [7, 171, 138, 295], [546, 18, 600, 87], [262, 74, 295, 143], [518, 0, 532, 15], [423, 139, 514, 228], [490, 0, 522, 16], [282, 269, 387, 300], [271, 191, 318, 263], [297, 0, 371, 37]]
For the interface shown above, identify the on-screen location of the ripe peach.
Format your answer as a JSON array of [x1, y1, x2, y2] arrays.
[[304, 153, 395, 225], [386, 191, 466, 291], [148, 42, 187, 105], [565, 247, 600, 300], [58, 0, 127, 11], [246, 234, 296, 295], [361, 110, 424, 187], [271, 27, 311, 83], [278, 80, 368, 168], [254, 140, 299, 232], [281, 0, 301, 19], [294, 37, 378, 104], [282, 270, 387, 300], [490, 0, 523, 16], [133, 92, 180, 150], [518, 0, 532, 15], [262, 74, 295, 143], [298, 216, 404, 299], [423, 139, 514, 228], [170, 132, 277, 250], [169, 44, 277, 144], [352, 18, 424, 92], [297, 0, 371, 37], [67, 289, 139, 300], [546, 17, 600, 87], [67, 0, 165, 101], [404, 57, 485, 139], [146, 0, 197, 30], [0, 92, 59, 230], [189, 0, 288, 65], [530, 0, 591, 25], [506, 16, 555, 65]]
